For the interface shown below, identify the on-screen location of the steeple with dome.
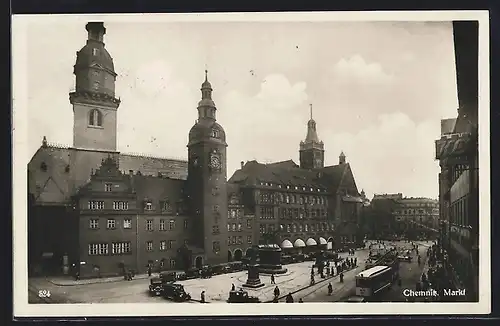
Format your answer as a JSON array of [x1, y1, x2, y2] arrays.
[[70, 22, 120, 152], [299, 104, 325, 169], [187, 70, 228, 265]]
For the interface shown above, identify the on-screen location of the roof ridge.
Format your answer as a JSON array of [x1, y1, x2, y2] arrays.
[[121, 151, 187, 162], [46, 142, 71, 149]]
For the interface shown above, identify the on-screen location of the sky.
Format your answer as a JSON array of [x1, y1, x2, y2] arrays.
[[22, 18, 459, 200]]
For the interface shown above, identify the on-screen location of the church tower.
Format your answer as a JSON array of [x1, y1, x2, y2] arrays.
[[187, 71, 228, 265], [70, 22, 120, 151], [299, 104, 325, 169]]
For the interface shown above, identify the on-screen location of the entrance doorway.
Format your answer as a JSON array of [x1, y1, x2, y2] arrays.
[[195, 256, 203, 269], [234, 249, 243, 261]]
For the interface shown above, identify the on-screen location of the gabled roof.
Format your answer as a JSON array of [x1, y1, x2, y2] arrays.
[[28, 144, 188, 205], [227, 159, 349, 193]]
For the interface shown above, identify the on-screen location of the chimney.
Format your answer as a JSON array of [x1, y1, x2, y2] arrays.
[[240, 161, 245, 169]]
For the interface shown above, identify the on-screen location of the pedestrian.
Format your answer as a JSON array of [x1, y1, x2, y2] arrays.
[[354, 258, 357, 266], [328, 282, 333, 295], [310, 274, 315, 285], [339, 272, 344, 283], [272, 297, 279, 303], [274, 286, 280, 298], [299, 298, 304, 303], [148, 266, 152, 277], [200, 290, 206, 303], [285, 293, 294, 303], [231, 283, 235, 291], [270, 273, 275, 284]]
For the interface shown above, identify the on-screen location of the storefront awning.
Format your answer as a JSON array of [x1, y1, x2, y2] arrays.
[[318, 237, 328, 245], [294, 239, 306, 248], [280, 240, 293, 249], [306, 238, 317, 246]]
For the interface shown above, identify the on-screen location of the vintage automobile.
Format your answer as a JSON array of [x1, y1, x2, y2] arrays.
[[162, 283, 192, 302], [200, 266, 213, 278], [159, 271, 177, 283], [227, 261, 245, 272], [149, 277, 163, 296], [227, 290, 261, 303]]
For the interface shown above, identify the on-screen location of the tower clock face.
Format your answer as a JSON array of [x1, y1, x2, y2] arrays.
[[210, 154, 221, 170]]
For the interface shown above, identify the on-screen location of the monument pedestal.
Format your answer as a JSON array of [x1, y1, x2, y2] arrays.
[[242, 264, 265, 289]]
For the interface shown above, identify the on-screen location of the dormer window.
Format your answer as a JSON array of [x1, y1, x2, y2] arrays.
[[163, 200, 171, 211], [303, 187, 306, 191], [286, 185, 290, 189], [92, 48, 99, 56], [145, 201, 153, 211], [278, 184, 282, 188], [210, 128, 220, 138], [104, 183, 112, 192]]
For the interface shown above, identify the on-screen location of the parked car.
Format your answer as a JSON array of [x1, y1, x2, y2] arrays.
[[162, 283, 191, 302], [227, 290, 261, 303], [149, 277, 163, 296], [159, 271, 177, 283], [281, 255, 293, 265]]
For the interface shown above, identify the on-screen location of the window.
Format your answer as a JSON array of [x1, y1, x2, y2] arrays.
[[105, 183, 112, 192], [113, 201, 129, 210], [112, 242, 131, 255], [169, 259, 176, 268], [163, 201, 171, 211], [107, 219, 116, 229], [123, 219, 132, 229], [159, 219, 165, 231], [160, 240, 167, 251], [92, 48, 99, 56], [305, 224, 309, 232], [146, 220, 153, 231], [169, 219, 175, 230], [247, 219, 252, 228], [231, 210, 236, 218], [212, 241, 220, 254], [146, 241, 153, 252], [145, 202, 153, 211], [184, 220, 189, 229], [88, 243, 108, 256], [168, 240, 174, 249], [227, 223, 231, 231], [88, 109, 103, 127], [232, 224, 236, 231], [184, 239, 189, 245], [213, 225, 220, 234], [285, 195, 290, 204], [259, 224, 265, 234], [247, 236, 252, 244], [213, 205, 220, 213], [89, 219, 99, 229], [211, 128, 220, 138], [237, 236, 243, 244], [238, 223, 242, 231], [88, 200, 104, 210]]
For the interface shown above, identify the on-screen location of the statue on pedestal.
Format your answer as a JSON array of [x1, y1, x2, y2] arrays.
[[243, 247, 264, 288]]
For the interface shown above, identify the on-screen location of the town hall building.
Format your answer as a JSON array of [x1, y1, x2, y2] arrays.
[[28, 22, 365, 277]]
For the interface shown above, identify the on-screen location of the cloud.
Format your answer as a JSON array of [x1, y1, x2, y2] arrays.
[[219, 73, 309, 173], [332, 55, 394, 85], [322, 112, 440, 200]]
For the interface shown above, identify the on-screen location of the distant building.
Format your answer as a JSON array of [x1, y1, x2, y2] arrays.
[[392, 197, 439, 238], [434, 21, 479, 301], [27, 22, 365, 278], [363, 194, 439, 239]]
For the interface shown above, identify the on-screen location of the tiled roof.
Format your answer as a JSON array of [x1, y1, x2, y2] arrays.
[[227, 160, 348, 192], [28, 144, 188, 204], [132, 175, 186, 203]]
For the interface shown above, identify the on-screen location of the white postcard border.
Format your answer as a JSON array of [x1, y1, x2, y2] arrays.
[[12, 10, 491, 317]]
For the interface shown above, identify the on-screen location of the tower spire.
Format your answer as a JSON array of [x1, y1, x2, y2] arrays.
[[310, 103, 313, 120], [197, 70, 216, 120], [299, 103, 324, 169]]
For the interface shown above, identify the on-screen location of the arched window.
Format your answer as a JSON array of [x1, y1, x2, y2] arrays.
[[89, 109, 103, 127]]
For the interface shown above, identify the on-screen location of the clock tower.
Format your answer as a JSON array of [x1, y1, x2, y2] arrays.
[[299, 104, 325, 169], [70, 22, 120, 151], [187, 70, 229, 265]]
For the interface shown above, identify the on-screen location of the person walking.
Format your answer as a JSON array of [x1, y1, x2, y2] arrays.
[[285, 293, 294, 303], [354, 258, 357, 266], [299, 298, 304, 303], [328, 282, 333, 295], [270, 273, 276, 284], [231, 283, 235, 291], [339, 272, 344, 283], [148, 266, 152, 277], [200, 290, 206, 303], [274, 286, 280, 298]]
